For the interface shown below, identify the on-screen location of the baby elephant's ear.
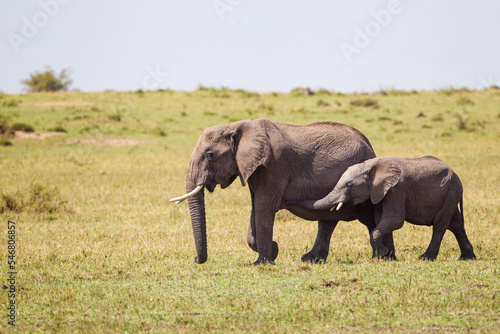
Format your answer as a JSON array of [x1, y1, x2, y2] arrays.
[[369, 159, 402, 204]]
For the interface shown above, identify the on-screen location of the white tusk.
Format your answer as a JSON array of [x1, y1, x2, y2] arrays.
[[169, 185, 204, 204], [336, 202, 343, 211]]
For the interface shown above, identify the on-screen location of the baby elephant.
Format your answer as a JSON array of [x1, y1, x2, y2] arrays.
[[296, 156, 476, 260]]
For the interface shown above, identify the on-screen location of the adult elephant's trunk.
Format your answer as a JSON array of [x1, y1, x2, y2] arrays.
[[186, 179, 207, 264]]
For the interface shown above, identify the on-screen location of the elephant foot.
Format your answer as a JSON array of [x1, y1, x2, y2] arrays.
[[372, 246, 390, 259], [386, 250, 397, 261], [253, 257, 275, 266], [419, 253, 437, 261], [271, 241, 279, 261], [378, 252, 397, 261], [301, 249, 328, 264], [459, 253, 476, 260]]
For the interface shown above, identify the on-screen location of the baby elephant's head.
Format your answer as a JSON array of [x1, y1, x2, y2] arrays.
[[331, 158, 402, 211]]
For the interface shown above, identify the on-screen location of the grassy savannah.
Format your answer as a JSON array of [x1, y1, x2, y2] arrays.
[[0, 88, 499, 332]]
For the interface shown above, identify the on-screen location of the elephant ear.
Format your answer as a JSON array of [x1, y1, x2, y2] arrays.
[[230, 119, 271, 186], [369, 159, 402, 204]]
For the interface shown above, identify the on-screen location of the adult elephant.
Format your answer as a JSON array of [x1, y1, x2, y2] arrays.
[[171, 118, 394, 265]]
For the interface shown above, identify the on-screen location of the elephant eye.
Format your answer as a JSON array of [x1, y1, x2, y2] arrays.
[[346, 182, 353, 189], [205, 151, 214, 159]]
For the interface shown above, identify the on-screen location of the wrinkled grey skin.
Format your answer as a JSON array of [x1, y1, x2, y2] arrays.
[[183, 118, 395, 265], [296, 156, 476, 260]]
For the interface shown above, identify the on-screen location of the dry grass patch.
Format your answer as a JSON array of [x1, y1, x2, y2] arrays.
[[15, 131, 64, 139], [65, 138, 144, 146]]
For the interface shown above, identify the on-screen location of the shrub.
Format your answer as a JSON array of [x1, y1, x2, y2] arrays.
[[2, 99, 20, 107], [457, 96, 475, 106], [379, 89, 410, 96], [1, 193, 21, 212], [290, 87, 314, 96], [11, 123, 35, 132], [441, 87, 471, 96], [153, 127, 167, 137], [316, 99, 329, 107], [317, 89, 332, 95], [0, 139, 13, 146], [108, 112, 122, 122], [0, 182, 70, 214], [21, 67, 72, 92], [350, 97, 380, 109], [234, 89, 260, 98], [0, 115, 11, 134], [48, 126, 67, 133], [0, 116, 28, 136], [455, 113, 469, 131]]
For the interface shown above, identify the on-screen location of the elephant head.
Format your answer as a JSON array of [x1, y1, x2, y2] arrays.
[[315, 158, 402, 211], [170, 119, 272, 264]]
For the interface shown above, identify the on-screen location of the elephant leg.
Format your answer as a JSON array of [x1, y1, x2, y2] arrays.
[[247, 220, 257, 252], [357, 203, 397, 260], [382, 234, 397, 260], [370, 228, 390, 258], [247, 192, 279, 261], [250, 192, 278, 265], [447, 208, 476, 260], [301, 220, 338, 263], [419, 224, 447, 261], [370, 217, 403, 259]]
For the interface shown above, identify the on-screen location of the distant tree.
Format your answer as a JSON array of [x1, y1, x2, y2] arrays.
[[21, 67, 72, 92]]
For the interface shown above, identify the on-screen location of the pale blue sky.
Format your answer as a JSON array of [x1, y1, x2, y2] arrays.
[[1, 0, 499, 93]]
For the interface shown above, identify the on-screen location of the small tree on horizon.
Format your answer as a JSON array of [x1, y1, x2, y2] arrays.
[[21, 67, 72, 92]]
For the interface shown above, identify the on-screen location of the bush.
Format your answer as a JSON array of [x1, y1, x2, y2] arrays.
[[0, 139, 13, 146], [378, 89, 412, 96], [235, 89, 260, 98], [153, 127, 167, 137], [0, 182, 70, 214], [350, 97, 380, 109], [0, 116, 30, 136], [48, 126, 67, 133], [455, 113, 470, 131], [317, 89, 332, 95], [108, 112, 122, 122], [11, 123, 35, 132], [0, 115, 11, 134], [21, 67, 72, 92], [316, 99, 329, 107], [290, 87, 314, 96], [457, 96, 475, 106], [1, 99, 20, 107]]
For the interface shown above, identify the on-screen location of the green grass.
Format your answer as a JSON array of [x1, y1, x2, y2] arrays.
[[0, 89, 499, 332]]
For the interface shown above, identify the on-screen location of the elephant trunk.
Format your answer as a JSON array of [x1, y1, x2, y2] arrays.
[[186, 178, 207, 264], [305, 189, 344, 211]]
